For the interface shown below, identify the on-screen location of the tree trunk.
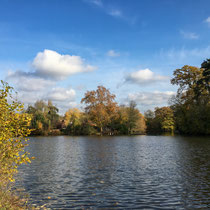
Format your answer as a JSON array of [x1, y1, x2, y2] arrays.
[[100, 126, 103, 136]]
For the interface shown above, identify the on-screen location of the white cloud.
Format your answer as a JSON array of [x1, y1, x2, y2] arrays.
[[107, 50, 120, 57], [85, 0, 103, 7], [205, 16, 210, 25], [13, 85, 77, 114], [45, 87, 77, 114], [125, 69, 169, 85], [106, 8, 137, 24], [46, 87, 76, 102], [17, 92, 43, 105], [127, 91, 176, 111], [180, 30, 199, 40], [84, 0, 137, 24], [32, 49, 97, 80], [108, 9, 122, 18], [6, 70, 55, 92]]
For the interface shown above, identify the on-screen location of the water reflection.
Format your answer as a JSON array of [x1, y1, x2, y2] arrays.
[[18, 135, 210, 209]]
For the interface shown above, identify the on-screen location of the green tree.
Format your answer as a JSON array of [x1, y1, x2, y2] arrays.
[[26, 100, 59, 135], [195, 59, 210, 101], [171, 62, 210, 135], [47, 100, 59, 129], [200, 59, 210, 91], [112, 103, 146, 135], [144, 110, 156, 134], [127, 101, 145, 134]]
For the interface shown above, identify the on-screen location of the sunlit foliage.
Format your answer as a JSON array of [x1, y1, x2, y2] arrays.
[[170, 59, 210, 135], [0, 81, 32, 185], [81, 86, 118, 135], [145, 107, 174, 134]]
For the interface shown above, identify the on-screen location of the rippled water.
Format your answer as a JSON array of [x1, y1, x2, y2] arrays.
[[18, 135, 210, 209]]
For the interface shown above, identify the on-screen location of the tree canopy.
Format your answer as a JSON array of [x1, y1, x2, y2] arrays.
[[81, 86, 118, 134]]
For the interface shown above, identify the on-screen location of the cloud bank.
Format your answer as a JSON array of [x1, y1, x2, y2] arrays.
[[127, 91, 176, 112], [47, 87, 76, 102], [125, 69, 169, 85], [7, 70, 55, 92]]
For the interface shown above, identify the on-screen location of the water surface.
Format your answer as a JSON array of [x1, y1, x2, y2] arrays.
[[18, 135, 210, 209]]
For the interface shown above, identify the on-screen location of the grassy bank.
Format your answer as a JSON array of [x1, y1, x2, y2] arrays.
[[0, 184, 27, 209]]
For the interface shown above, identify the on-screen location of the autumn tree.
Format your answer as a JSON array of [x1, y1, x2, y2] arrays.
[[171, 62, 210, 135], [81, 86, 118, 135], [0, 81, 32, 194], [113, 105, 129, 134], [64, 108, 83, 135], [131, 111, 146, 135], [171, 65, 203, 102], [154, 107, 175, 134], [145, 107, 174, 134]]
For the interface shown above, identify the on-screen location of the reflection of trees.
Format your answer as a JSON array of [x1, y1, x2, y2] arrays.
[[80, 137, 118, 188]]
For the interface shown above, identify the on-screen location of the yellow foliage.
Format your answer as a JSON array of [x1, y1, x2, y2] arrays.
[[64, 108, 82, 126], [37, 121, 43, 130], [0, 80, 32, 186]]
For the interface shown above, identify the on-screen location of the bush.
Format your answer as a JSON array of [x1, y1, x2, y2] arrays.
[[0, 81, 32, 208]]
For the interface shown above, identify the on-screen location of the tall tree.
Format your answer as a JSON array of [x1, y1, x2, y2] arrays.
[[26, 100, 59, 135], [200, 58, 210, 91], [154, 107, 175, 134], [81, 86, 118, 135], [195, 59, 210, 100], [171, 65, 203, 102], [145, 107, 174, 134], [144, 110, 156, 134], [171, 62, 210, 135], [47, 100, 59, 129], [127, 101, 145, 134]]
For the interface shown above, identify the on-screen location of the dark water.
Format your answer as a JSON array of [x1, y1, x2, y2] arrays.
[[18, 135, 210, 209]]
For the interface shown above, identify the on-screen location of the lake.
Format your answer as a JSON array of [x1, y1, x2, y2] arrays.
[[17, 135, 210, 209]]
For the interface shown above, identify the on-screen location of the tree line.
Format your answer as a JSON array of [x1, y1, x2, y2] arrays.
[[26, 92, 146, 136], [24, 58, 209, 136]]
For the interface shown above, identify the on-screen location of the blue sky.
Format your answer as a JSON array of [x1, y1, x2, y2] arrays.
[[0, 0, 210, 113]]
